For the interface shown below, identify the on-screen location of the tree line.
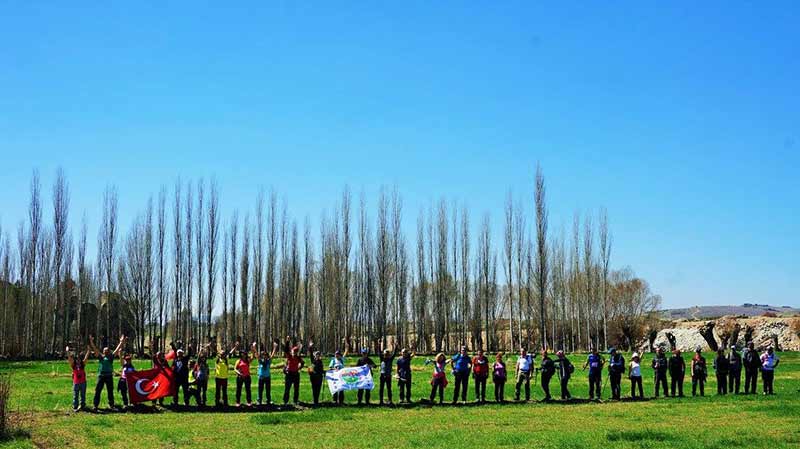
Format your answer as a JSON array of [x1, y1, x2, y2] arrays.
[[0, 166, 661, 358]]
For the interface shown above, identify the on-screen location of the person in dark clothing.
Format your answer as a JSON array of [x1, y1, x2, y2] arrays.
[[307, 343, 325, 405], [651, 347, 669, 398], [743, 342, 760, 394], [691, 348, 707, 396], [451, 346, 472, 404], [583, 347, 605, 400], [378, 346, 398, 405], [396, 349, 414, 403], [556, 350, 573, 400], [472, 349, 489, 403], [172, 346, 191, 406], [492, 352, 507, 402], [539, 349, 556, 401], [713, 349, 729, 395], [357, 348, 377, 405], [668, 349, 686, 397], [607, 348, 625, 400], [727, 345, 742, 394]]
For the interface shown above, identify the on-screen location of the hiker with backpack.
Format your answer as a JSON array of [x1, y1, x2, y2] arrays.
[[668, 349, 686, 397], [492, 352, 507, 402], [539, 349, 556, 401], [743, 341, 760, 394], [472, 349, 490, 403], [713, 348, 729, 395], [556, 350, 574, 400], [651, 347, 669, 398], [608, 348, 625, 400], [728, 345, 742, 394], [583, 347, 605, 400], [514, 348, 535, 401], [691, 347, 707, 396]]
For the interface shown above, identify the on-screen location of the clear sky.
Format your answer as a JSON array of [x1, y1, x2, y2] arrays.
[[0, 2, 798, 309]]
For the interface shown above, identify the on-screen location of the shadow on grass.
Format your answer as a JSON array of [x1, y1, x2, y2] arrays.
[[0, 428, 32, 443], [606, 429, 676, 442]]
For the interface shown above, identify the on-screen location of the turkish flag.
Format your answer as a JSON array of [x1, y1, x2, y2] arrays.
[[126, 367, 175, 404]]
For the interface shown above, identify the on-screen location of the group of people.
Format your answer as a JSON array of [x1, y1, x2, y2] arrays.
[[66, 336, 782, 412]]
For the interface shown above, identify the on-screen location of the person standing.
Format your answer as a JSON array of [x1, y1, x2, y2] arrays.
[[713, 349, 729, 395], [472, 349, 489, 403], [668, 349, 686, 397], [629, 352, 644, 399], [329, 349, 348, 404], [514, 348, 534, 401], [556, 350, 573, 400], [539, 349, 555, 402], [118, 355, 135, 407], [492, 352, 507, 403], [257, 341, 278, 405], [743, 341, 760, 394], [171, 346, 191, 406], [651, 347, 669, 398], [428, 353, 450, 404], [356, 348, 377, 405], [282, 342, 305, 405], [66, 343, 91, 412], [196, 355, 209, 406], [691, 348, 707, 397], [234, 343, 256, 407], [307, 343, 324, 405], [396, 349, 414, 404], [607, 348, 625, 400], [378, 346, 398, 405], [760, 347, 780, 395], [90, 335, 125, 411], [214, 342, 237, 408], [727, 345, 742, 394], [583, 347, 605, 400], [451, 346, 472, 404]]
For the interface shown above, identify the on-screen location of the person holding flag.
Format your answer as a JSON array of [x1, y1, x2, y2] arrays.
[[329, 348, 348, 404], [356, 348, 377, 405]]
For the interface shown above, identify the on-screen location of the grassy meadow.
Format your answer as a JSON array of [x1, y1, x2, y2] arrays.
[[1, 352, 799, 449]]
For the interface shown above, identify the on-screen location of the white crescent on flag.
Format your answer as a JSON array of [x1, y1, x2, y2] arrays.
[[134, 378, 158, 396]]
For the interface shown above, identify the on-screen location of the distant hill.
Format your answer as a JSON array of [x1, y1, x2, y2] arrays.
[[662, 304, 800, 320]]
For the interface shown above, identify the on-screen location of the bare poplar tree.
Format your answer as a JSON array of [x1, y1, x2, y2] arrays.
[[504, 191, 516, 350], [195, 179, 205, 340], [206, 179, 220, 343], [534, 165, 548, 350], [598, 208, 612, 350], [51, 167, 69, 351], [240, 214, 251, 343], [229, 211, 239, 343], [184, 181, 193, 343], [156, 187, 167, 350], [100, 185, 118, 341], [172, 180, 183, 343]]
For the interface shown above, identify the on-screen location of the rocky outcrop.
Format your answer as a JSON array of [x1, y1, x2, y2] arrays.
[[642, 316, 800, 352]]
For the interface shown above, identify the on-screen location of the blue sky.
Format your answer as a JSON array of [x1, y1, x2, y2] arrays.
[[0, 2, 798, 309]]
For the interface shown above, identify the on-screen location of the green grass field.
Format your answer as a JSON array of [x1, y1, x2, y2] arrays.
[[1, 352, 799, 449]]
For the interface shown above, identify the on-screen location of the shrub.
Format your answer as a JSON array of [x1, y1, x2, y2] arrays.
[[762, 311, 778, 318]]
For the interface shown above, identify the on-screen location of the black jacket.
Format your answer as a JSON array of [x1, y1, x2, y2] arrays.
[[668, 355, 685, 377], [652, 354, 668, 375]]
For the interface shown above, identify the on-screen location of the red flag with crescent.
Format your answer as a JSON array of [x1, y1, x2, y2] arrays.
[[126, 367, 175, 404]]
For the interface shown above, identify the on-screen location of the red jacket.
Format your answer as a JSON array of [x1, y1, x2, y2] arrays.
[[472, 356, 489, 377]]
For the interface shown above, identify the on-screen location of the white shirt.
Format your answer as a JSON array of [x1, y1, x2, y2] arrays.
[[629, 361, 641, 377], [517, 355, 533, 372]]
